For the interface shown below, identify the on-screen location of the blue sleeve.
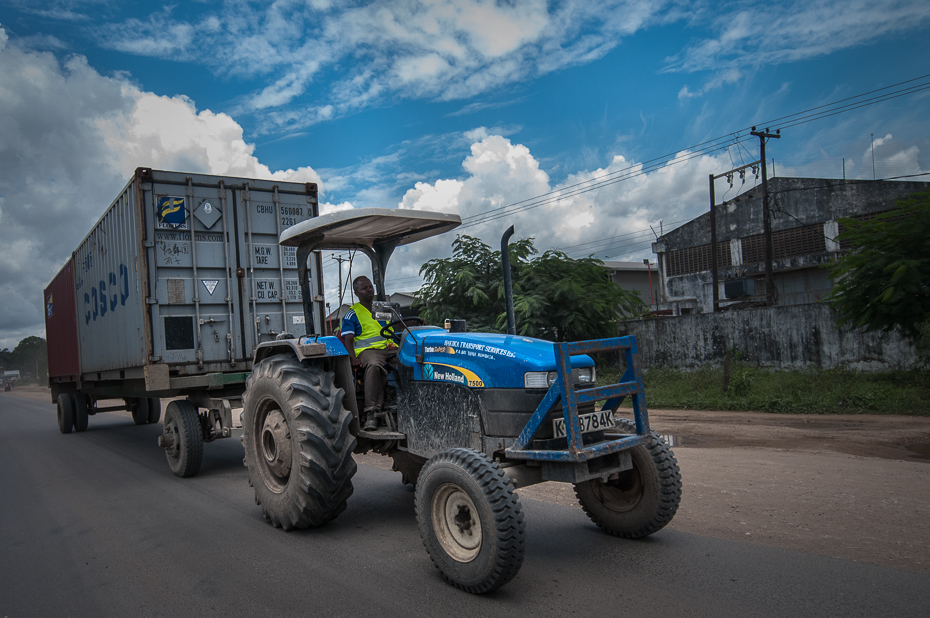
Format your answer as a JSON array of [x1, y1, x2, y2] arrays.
[[341, 310, 361, 336]]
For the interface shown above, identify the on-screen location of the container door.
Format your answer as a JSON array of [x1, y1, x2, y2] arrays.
[[148, 177, 244, 371], [235, 184, 321, 354]]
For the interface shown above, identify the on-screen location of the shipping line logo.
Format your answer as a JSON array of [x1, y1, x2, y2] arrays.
[[46, 294, 53, 318], [422, 363, 484, 388], [156, 196, 188, 230]]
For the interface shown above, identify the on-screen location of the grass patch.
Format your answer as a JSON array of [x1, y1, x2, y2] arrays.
[[596, 365, 930, 416]]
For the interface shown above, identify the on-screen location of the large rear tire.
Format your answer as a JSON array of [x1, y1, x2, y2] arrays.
[[162, 400, 204, 478], [73, 393, 89, 433], [242, 355, 357, 530], [56, 393, 74, 434], [574, 418, 681, 538], [415, 448, 526, 594]]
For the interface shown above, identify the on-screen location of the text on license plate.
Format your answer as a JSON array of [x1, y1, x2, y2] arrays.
[[552, 410, 615, 438]]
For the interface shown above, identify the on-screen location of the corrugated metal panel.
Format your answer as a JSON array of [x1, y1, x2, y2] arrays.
[[146, 172, 245, 372], [234, 181, 322, 354], [53, 168, 323, 380], [44, 257, 81, 379], [73, 176, 148, 373]]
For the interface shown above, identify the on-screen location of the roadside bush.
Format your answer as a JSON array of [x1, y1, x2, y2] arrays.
[[599, 364, 930, 415]]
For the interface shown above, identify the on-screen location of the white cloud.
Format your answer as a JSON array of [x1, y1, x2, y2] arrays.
[[388, 133, 729, 295], [665, 0, 930, 76], [93, 0, 667, 132], [0, 29, 321, 348]]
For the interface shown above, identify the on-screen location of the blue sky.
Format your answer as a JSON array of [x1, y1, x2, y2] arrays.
[[1, 0, 929, 347]]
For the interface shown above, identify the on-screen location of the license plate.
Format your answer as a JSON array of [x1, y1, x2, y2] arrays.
[[552, 410, 614, 438]]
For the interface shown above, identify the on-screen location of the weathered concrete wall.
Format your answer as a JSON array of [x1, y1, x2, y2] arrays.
[[661, 177, 930, 250], [621, 303, 918, 371]]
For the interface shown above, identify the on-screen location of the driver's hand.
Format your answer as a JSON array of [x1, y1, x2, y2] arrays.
[[351, 356, 361, 368]]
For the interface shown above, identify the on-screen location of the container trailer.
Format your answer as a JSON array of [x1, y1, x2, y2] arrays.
[[44, 167, 323, 475]]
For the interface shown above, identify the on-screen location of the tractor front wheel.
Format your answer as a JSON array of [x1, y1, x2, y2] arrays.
[[574, 418, 681, 538], [415, 448, 526, 594], [242, 355, 357, 530]]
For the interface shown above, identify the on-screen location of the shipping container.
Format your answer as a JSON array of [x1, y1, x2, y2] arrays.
[[45, 167, 323, 400], [44, 258, 80, 380]]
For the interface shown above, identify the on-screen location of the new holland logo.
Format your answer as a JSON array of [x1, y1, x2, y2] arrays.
[[156, 196, 188, 229], [423, 364, 434, 380]]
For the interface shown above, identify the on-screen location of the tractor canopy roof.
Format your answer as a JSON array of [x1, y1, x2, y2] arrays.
[[280, 207, 461, 251]]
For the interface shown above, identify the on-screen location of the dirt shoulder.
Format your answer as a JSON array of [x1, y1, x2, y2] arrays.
[[361, 409, 930, 576], [12, 386, 930, 575]]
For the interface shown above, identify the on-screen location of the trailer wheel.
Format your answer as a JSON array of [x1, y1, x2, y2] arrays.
[[147, 398, 162, 424], [415, 448, 526, 594], [73, 393, 89, 433], [56, 393, 74, 434], [130, 398, 148, 426], [162, 400, 204, 478], [574, 418, 681, 538], [242, 355, 357, 530]]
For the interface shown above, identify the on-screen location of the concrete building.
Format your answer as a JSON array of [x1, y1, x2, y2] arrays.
[[601, 261, 659, 308], [651, 177, 930, 315]]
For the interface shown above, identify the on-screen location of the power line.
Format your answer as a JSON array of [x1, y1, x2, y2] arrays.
[[324, 74, 930, 291], [452, 73, 930, 231]]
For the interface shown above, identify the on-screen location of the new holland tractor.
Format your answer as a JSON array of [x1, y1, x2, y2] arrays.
[[240, 208, 682, 593]]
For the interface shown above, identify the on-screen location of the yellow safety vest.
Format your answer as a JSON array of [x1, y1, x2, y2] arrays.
[[349, 303, 394, 353]]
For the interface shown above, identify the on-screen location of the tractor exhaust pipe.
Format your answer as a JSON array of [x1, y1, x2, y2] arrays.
[[501, 225, 516, 335]]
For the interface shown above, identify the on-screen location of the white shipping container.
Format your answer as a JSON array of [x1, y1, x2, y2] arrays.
[[61, 167, 323, 388]]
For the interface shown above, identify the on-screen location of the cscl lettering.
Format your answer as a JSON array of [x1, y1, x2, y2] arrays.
[[85, 263, 131, 324]]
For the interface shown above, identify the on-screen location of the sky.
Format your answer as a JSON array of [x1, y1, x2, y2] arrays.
[[0, 0, 929, 349]]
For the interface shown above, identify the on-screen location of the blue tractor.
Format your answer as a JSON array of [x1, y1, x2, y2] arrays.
[[241, 208, 681, 593]]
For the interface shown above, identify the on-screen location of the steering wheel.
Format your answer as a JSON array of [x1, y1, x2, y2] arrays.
[[380, 320, 406, 344], [380, 317, 425, 344]]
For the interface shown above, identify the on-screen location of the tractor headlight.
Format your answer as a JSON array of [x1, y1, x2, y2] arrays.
[[524, 368, 595, 388], [576, 367, 596, 384], [524, 371, 557, 389]]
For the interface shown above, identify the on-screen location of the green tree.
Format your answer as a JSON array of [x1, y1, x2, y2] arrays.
[[416, 235, 641, 341], [825, 190, 930, 341], [11, 336, 48, 382]]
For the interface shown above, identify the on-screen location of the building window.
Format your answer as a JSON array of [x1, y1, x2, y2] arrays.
[[740, 223, 827, 263], [666, 242, 731, 277]]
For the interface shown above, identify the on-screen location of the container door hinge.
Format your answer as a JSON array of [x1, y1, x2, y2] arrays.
[[148, 355, 162, 362], [145, 297, 158, 305], [143, 240, 155, 248]]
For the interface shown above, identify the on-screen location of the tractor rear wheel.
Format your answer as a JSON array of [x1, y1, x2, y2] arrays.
[[415, 448, 526, 594], [56, 393, 74, 434], [574, 418, 681, 538], [242, 355, 356, 530]]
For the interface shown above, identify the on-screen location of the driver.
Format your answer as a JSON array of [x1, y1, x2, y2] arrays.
[[340, 276, 398, 431]]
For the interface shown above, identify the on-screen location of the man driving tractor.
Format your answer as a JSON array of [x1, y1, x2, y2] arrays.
[[340, 275, 398, 431]]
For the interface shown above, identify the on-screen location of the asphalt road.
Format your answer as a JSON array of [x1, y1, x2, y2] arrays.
[[2, 394, 928, 618]]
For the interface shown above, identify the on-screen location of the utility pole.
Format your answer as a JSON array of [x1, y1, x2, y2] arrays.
[[332, 254, 351, 310], [709, 159, 759, 312], [750, 127, 781, 306]]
